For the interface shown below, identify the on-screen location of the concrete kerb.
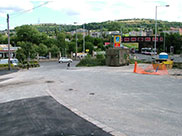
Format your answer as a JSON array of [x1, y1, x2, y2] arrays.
[[45, 88, 127, 136]]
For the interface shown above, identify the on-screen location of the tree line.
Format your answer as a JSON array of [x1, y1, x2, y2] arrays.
[[0, 23, 181, 64], [0, 25, 108, 63], [31, 19, 182, 35]]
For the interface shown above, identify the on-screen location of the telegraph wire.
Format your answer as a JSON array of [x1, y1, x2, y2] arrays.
[[10, 1, 50, 18]]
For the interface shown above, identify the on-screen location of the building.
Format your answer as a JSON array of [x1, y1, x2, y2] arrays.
[[0, 44, 19, 59], [164, 27, 182, 35], [71, 28, 88, 36]]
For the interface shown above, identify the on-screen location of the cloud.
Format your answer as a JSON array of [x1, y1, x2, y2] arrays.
[[44, 0, 179, 23], [0, 0, 33, 16], [62, 9, 80, 16], [0, 0, 181, 25]]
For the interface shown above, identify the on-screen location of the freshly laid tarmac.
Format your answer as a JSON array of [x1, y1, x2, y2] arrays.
[[0, 61, 182, 136], [0, 96, 112, 136]]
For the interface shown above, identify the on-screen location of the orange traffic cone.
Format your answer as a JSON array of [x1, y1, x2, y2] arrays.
[[133, 61, 137, 73]]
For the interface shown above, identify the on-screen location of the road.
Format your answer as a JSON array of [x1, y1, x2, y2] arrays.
[[0, 61, 182, 136]]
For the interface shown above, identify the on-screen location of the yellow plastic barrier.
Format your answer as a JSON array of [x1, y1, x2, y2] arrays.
[[162, 60, 173, 69]]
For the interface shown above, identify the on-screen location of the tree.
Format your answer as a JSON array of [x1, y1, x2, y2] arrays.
[[166, 33, 182, 54], [15, 25, 40, 44], [44, 38, 57, 48], [17, 41, 36, 63], [16, 48, 26, 63], [57, 32, 66, 56], [68, 42, 76, 54], [85, 42, 94, 54], [0, 34, 7, 44], [49, 44, 59, 57], [85, 35, 94, 43], [36, 43, 48, 56]]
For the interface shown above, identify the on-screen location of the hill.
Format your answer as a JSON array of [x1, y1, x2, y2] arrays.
[[32, 18, 182, 35]]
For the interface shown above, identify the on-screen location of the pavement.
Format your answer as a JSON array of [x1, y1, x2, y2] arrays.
[[0, 61, 182, 136]]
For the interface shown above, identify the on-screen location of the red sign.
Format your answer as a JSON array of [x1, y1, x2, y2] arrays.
[[131, 37, 137, 42], [160, 37, 163, 42], [145, 37, 151, 42], [152, 37, 158, 41], [104, 42, 110, 46], [124, 38, 130, 42], [138, 37, 144, 41], [114, 43, 120, 47]]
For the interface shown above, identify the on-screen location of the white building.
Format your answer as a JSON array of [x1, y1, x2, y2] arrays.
[[0, 44, 19, 58]]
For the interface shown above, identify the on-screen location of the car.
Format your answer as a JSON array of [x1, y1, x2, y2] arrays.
[[58, 57, 73, 63], [0, 58, 19, 66]]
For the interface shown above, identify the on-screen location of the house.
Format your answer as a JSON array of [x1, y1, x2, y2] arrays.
[[164, 27, 182, 35]]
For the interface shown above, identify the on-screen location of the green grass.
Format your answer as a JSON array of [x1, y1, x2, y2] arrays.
[[123, 43, 139, 49]]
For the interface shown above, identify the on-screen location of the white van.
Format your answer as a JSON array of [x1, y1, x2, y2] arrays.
[[141, 48, 157, 55], [0, 59, 19, 66]]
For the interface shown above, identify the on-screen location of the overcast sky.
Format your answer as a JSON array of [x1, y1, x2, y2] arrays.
[[0, 0, 181, 30]]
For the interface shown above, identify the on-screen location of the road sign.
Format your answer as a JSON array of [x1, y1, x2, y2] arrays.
[[86, 49, 89, 53], [114, 43, 120, 47], [114, 35, 121, 43], [114, 35, 121, 47]]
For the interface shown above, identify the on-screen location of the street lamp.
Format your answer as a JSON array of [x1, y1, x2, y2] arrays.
[[74, 22, 77, 59], [154, 5, 169, 54]]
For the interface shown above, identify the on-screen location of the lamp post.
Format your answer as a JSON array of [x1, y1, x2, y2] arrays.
[[154, 5, 169, 54], [74, 22, 77, 59]]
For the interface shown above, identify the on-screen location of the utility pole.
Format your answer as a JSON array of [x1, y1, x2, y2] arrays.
[[154, 6, 157, 54], [83, 24, 85, 53], [74, 22, 77, 59], [7, 14, 11, 70]]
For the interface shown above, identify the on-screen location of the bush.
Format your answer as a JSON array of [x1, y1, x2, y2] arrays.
[[76, 57, 105, 67], [129, 59, 143, 64], [18, 60, 40, 69], [0, 64, 14, 70], [96, 54, 105, 59]]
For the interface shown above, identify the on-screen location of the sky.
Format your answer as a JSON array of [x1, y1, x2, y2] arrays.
[[0, 0, 181, 30]]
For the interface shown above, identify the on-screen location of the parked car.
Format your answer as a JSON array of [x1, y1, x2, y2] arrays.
[[0, 58, 19, 66], [58, 57, 73, 63]]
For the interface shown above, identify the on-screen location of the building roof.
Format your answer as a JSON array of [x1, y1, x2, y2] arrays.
[[0, 44, 12, 48]]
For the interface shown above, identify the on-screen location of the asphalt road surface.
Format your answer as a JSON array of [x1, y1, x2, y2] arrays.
[[0, 61, 182, 136], [0, 96, 112, 136]]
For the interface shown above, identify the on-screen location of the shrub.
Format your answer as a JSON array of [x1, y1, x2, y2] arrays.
[[76, 57, 105, 67], [0, 64, 14, 70], [18, 60, 40, 69], [129, 59, 143, 64], [96, 54, 105, 59]]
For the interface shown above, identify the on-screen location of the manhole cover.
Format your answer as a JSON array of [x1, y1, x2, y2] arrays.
[[66, 88, 78, 92], [69, 88, 73, 91], [45, 81, 54, 83], [89, 93, 95, 95]]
